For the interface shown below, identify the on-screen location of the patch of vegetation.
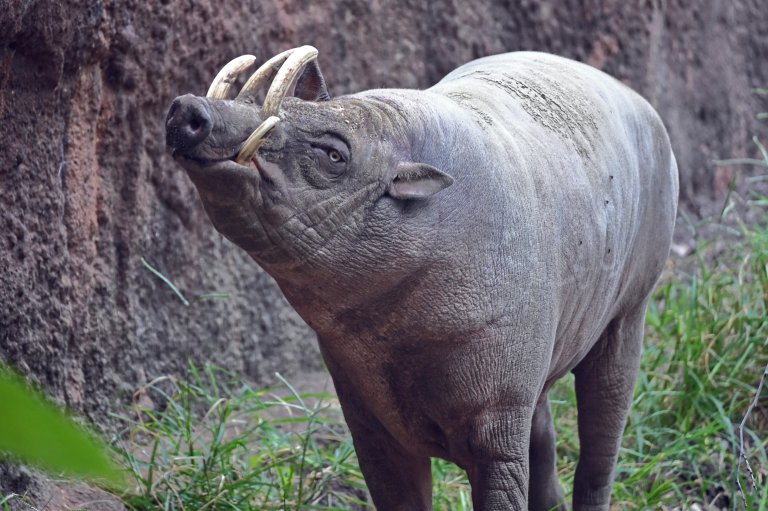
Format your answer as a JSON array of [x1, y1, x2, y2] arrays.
[[110, 366, 368, 511]]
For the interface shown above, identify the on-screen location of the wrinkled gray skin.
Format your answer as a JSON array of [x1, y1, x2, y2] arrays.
[[166, 52, 678, 510]]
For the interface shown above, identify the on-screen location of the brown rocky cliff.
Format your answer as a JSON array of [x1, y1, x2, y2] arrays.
[[0, 0, 766, 486]]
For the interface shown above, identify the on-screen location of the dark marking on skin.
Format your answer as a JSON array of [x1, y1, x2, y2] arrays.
[[445, 91, 495, 129], [456, 68, 600, 160]]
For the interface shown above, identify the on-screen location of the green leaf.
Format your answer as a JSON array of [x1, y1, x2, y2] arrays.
[[0, 366, 125, 487]]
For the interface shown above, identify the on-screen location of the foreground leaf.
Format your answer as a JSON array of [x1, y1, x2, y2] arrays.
[[0, 366, 124, 487]]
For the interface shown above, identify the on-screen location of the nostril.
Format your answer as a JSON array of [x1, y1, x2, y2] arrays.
[[183, 111, 210, 142]]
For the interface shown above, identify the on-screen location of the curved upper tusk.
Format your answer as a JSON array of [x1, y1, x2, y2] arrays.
[[236, 116, 281, 164], [236, 49, 295, 101], [208, 47, 320, 163], [206, 54, 257, 99], [261, 45, 319, 117]]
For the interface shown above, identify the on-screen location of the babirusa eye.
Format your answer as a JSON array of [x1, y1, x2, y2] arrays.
[[328, 149, 343, 163]]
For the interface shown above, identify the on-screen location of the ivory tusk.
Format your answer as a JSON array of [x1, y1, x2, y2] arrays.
[[236, 49, 295, 101], [236, 116, 281, 164], [261, 46, 318, 117], [206, 55, 257, 99]]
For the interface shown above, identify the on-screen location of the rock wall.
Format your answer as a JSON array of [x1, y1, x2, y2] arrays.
[[1, 0, 765, 430]]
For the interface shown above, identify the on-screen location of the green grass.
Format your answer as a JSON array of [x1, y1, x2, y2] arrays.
[[110, 366, 368, 510], [616, 227, 768, 510], [105, 218, 767, 510]]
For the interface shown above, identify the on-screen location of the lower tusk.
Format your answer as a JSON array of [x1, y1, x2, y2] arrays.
[[236, 116, 281, 164], [206, 55, 257, 99]]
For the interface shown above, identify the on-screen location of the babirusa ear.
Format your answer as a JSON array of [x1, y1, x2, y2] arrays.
[[294, 60, 331, 101], [388, 163, 454, 200]]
